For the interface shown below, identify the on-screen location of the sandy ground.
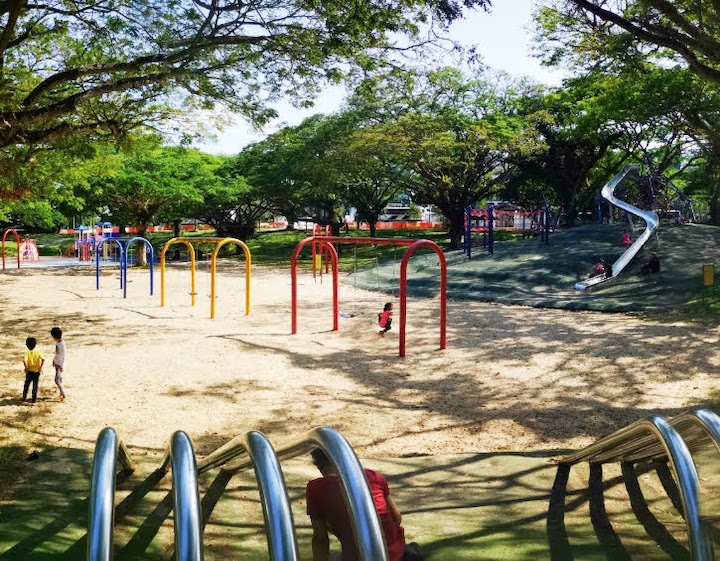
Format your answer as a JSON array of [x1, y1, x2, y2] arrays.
[[1, 261, 719, 463]]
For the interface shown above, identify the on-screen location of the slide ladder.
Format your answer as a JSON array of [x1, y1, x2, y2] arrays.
[[574, 164, 659, 290], [559, 408, 720, 560], [87, 426, 388, 561]]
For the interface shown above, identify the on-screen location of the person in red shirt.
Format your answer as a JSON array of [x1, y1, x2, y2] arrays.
[[306, 448, 411, 561], [378, 302, 393, 338]]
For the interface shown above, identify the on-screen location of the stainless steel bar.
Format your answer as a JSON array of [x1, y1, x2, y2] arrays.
[[245, 431, 299, 561], [88, 427, 119, 561], [561, 415, 714, 560], [168, 431, 204, 561], [306, 427, 389, 561]]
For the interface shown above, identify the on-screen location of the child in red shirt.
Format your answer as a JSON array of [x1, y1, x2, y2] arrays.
[[378, 302, 393, 338]]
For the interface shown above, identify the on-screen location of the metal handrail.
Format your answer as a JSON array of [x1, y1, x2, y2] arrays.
[[87, 427, 136, 561], [198, 426, 389, 561], [160, 431, 204, 561], [560, 413, 714, 560]]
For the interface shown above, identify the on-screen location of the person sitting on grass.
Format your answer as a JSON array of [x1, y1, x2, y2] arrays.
[[305, 448, 424, 561], [639, 252, 660, 275]]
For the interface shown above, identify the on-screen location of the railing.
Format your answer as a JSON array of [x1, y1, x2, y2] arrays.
[[87, 427, 136, 561], [560, 409, 717, 560]]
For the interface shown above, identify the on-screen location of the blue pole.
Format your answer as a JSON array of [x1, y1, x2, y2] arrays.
[[488, 204, 494, 255]]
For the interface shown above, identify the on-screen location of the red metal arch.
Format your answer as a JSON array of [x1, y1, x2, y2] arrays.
[[291, 236, 447, 357]]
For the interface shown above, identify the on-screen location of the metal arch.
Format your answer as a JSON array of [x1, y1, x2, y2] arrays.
[[88, 427, 136, 561], [398, 239, 447, 358], [1, 228, 21, 270], [290, 235, 447, 357], [245, 431, 300, 561], [160, 431, 204, 561], [290, 237, 339, 334], [209, 238, 251, 318], [120, 236, 155, 298], [197, 426, 388, 561], [95, 238, 125, 290], [304, 427, 389, 561], [160, 237, 198, 307], [560, 414, 714, 560]]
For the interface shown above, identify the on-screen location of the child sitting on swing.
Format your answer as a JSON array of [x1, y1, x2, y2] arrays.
[[378, 302, 393, 337]]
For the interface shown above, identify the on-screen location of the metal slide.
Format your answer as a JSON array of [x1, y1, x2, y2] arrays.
[[574, 164, 659, 290], [87, 426, 388, 561]]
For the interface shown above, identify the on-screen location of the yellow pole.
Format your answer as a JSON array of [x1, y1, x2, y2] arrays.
[[210, 238, 252, 318]]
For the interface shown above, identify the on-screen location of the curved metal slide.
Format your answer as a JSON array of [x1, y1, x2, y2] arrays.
[[574, 164, 659, 290]]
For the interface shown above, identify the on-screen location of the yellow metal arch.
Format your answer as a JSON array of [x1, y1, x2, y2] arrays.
[[160, 237, 251, 318]]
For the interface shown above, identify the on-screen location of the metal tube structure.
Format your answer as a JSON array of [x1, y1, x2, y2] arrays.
[[1, 228, 20, 270], [290, 237, 338, 334], [120, 237, 154, 298], [398, 239, 447, 357], [165, 431, 204, 561], [290, 236, 447, 357], [209, 427, 388, 561], [561, 414, 714, 560], [161, 238, 197, 307], [210, 238, 251, 318], [245, 431, 300, 561], [88, 427, 136, 561], [160, 237, 250, 318], [95, 239, 125, 290]]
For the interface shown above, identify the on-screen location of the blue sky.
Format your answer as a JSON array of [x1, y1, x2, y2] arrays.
[[196, 0, 561, 155]]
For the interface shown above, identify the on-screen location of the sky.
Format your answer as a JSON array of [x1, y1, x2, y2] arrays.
[[195, 0, 563, 155]]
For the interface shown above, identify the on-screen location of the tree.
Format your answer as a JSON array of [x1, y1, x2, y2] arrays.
[[558, 1, 720, 85], [90, 137, 221, 241], [346, 68, 546, 248], [0, 0, 489, 198]]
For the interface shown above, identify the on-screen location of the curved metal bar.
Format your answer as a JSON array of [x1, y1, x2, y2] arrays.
[[672, 408, 720, 456], [561, 415, 713, 560], [88, 427, 136, 561], [166, 431, 204, 561], [95, 239, 125, 290], [197, 426, 387, 561], [398, 239, 447, 357], [305, 427, 389, 561], [209, 238, 252, 318], [245, 431, 299, 561], [121, 237, 155, 298], [160, 238, 197, 307], [574, 164, 659, 289], [290, 237, 338, 334], [1, 228, 20, 270]]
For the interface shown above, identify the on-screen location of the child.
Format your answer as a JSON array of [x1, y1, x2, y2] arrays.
[[50, 326, 67, 401], [622, 230, 631, 249], [22, 337, 44, 405], [378, 302, 393, 337]]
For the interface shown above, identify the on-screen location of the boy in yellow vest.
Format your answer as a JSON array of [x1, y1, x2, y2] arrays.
[[22, 337, 44, 405]]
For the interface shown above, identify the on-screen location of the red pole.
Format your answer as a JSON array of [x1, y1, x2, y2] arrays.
[[291, 235, 447, 358], [399, 239, 447, 358], [291, 237, 338, 333]]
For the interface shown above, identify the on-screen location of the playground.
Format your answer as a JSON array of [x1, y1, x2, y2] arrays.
[[1, 222, 720, 559]]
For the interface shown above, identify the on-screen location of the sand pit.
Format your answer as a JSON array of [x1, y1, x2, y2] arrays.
[[1, 262, 718, 464]]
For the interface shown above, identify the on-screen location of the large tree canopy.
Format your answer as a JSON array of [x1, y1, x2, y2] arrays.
[[558, 1, 720, 84], [0, 0, 488, 153]]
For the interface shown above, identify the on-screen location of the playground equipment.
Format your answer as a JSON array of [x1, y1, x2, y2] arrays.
[[463, 204, 548, 259], [84, 409, 719, 561], [95, 237, 154, 298], [290, 236, 447, 358], [574, 165, 659, 290], [160, 237, 251, 318], [1, 228, 22, 270], [19, 237, 39, 261], [88, 426, 388, 561]]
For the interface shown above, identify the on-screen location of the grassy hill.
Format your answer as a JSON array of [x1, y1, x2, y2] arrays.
[[350, 221, 720, 315]]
